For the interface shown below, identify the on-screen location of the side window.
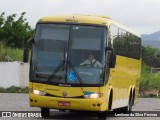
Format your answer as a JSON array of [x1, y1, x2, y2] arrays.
[[110, 25, 122, 55], [119, 29, 126, 56], [109, 25, 119, 49], [110, 24, 141, 59], [129, 34, 141, 59]]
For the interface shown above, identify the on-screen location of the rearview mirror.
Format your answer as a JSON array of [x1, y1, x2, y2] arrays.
[[23, 38, 34, 63], [105, 47, 116, 68], [109, 52, 116, 68], [23, 47, 29, 63]]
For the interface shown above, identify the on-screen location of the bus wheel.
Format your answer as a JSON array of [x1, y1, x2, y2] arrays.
[[98, 111, 107, 120], [122, 96, 133, 113], [127, 96, 133, 113], [114, 96, 133, 113], [41, 108, 50, 117]]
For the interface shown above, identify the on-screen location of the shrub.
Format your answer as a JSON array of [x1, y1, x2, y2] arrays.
[[0, 87, 6, 92], [0, 86, 29, 93], [6, 85, 20, 93]]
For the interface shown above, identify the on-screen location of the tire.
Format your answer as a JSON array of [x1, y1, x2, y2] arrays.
[[41, 108, 50, 118], [120, 96, 133, 113], [98, 111, 108, 120], [127, 96, 133, 113], [113, 96, 133, 114]]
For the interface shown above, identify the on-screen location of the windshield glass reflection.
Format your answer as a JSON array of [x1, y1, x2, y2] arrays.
[[31, 24, 106, 85]]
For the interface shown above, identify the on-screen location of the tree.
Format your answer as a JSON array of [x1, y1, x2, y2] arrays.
[[142, 46, 160, 68], [0, 12, 5, 41], [0, 12, 34, 48]]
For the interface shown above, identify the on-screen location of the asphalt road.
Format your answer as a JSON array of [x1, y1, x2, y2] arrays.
[[0, 93, 160, 120]]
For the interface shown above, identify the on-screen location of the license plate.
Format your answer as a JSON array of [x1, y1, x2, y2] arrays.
[[58, 101, 70, 106]]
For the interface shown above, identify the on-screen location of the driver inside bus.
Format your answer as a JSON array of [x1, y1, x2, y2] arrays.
[[79, 54, 103, 69]]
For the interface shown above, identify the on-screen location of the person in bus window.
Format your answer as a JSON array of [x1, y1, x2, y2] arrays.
[[80, 54, 102, 69]]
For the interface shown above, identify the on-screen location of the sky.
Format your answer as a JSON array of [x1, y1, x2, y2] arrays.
[[0, 0, 160, 34]]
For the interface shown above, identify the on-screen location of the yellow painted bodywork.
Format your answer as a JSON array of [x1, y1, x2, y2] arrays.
[[39, 15, 110, 27], [109, 56, 141, 109], [29, 15, 141, 111], [38, 14, 140, 37], [29, 82, 111, 111]]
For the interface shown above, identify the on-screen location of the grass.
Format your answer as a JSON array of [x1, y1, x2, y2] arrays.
[[0, 86, 29, 93], [0, 43, 23, 62], [140, 63, 160, 92]]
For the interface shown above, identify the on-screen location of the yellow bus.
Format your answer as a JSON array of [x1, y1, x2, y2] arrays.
[[23, 15, 141, 118]]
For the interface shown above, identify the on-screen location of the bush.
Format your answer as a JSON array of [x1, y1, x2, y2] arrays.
[[0, 86, 29, 93], [18, 87, 29, 93], [0, 87, 6, 92], [6, 85, 20, 93], [140, 63, 160, 92]]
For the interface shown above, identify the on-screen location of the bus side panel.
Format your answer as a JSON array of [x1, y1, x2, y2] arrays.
[[110, 55, 141, 109]]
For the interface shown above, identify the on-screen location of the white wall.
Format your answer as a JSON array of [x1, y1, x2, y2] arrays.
[[0, 62, 29, 88]]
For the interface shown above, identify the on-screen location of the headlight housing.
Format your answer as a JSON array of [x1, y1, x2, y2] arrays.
[[30, 89, 46, 96], [84, 93, 103, 99]]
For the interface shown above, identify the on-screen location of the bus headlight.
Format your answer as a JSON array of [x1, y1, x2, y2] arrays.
[[30, 89, 46, 96], [84, 93, 103, 98]]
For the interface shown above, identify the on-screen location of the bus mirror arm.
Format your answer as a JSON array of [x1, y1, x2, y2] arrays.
[[26, 38, 35, 47], [105, 46, 113, 53], [23, 38, 34, 63], [105, 47, 116, 68]]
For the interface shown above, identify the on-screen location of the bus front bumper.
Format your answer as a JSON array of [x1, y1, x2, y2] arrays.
[[29, 94, 108, 111]]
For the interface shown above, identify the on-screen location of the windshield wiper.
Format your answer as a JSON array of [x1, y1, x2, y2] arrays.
[[47, 60, 83, 86], [47, 60, 65, 83]]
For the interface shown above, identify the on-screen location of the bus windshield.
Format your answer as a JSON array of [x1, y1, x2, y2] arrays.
[[31, 24, 107, 85]]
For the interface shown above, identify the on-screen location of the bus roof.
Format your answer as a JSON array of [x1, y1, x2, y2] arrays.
[[38, 15, 140, 37]]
